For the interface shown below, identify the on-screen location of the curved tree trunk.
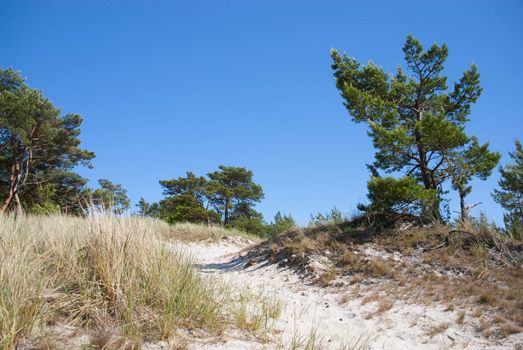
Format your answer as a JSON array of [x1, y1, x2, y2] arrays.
[[0, 163, 21, 214]]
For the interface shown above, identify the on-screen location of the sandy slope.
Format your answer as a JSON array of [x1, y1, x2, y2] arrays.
[[170, 237, 522, 350]]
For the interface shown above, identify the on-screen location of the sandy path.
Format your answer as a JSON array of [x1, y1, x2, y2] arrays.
[[170, 238, 520, 350]]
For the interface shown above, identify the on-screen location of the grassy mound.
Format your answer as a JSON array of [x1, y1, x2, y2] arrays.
[[249, 220, 523, 338], [0, 215, 228, 349]]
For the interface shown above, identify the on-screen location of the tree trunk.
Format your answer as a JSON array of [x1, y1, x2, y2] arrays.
[[0, 191, 14, 213], [417, 144, 442, 222], [430, 199, 443, 223], [14, 193, 23, 216], [0, 163, 21, 214], [459, 190, 467, 223], [224, 197, 229, 224]]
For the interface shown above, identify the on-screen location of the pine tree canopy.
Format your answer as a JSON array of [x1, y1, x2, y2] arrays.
[[331, 35, 499, 221]]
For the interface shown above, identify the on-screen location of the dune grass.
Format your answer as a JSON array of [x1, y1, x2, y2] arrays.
[[165, 221, 262, 242], [0, 215, 234, 349]]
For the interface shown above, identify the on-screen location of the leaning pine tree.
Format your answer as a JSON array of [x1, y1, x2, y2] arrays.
[[331, 35, 499, 222]]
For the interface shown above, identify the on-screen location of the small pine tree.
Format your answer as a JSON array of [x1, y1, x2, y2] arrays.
[[309, 207, 347, 225], [364, 176, 438, 224], [492, 140, 523, 239], [268, 211, 296, 236]]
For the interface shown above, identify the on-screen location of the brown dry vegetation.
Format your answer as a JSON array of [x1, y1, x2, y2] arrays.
[[248, 220, 523, 339], [426, 322, 449, 337], [163, 222, 261, 243]]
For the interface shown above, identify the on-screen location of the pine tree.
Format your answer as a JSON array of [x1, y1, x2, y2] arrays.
[[0, 68, 94, 214], [493, 140, 523, 239], [89, 179, 130, 215], [207, 165, 264, 224], [331, 35, 498, 221], [447, 137, 500, 222]]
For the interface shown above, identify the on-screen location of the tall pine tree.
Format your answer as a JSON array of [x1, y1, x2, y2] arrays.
[[331, 36, 498, 221], [0, 68, 94, 214]]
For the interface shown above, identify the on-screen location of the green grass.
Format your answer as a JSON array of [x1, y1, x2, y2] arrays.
[[0, 215, 234, 349], [287, 326, 373, 350]]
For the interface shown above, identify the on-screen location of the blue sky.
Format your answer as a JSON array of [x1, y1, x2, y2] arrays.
[[1, 1, 522, 225]]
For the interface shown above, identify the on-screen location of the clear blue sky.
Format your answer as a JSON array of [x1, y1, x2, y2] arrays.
[[1, 1, 522, 225]]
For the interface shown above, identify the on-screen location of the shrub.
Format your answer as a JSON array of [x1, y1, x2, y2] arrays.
[[362, 176, 438, 225], [230, 215, 268, 237], [309, 207, 347, 225], [267, 211, 296, 236]]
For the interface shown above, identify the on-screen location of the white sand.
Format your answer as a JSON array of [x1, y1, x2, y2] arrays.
[[170, 238, 522, 350]]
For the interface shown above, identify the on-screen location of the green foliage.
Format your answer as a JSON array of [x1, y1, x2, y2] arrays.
[[25, 183, 61, 214], [158, 171, 218, 224], [157, 166, 265, 228], [160, 171, 207, 202], [331, 36, 497, 221], [493, 140, 523, 239], [28, 201, 61, 215], [89, 179, 130, 215], [207, 165, 264, 224], [160, 194, 220, 224], [229, 215, 267, 237], [309, 207, 347, 225], [136, 197, 160, 218], [228, 202, 267, 236], [267, 211, 296, 236], [0, 67, 95, 214], [366, 176, 437, 218], [447, 137, 500, 221], [24, 170, 90, 216]]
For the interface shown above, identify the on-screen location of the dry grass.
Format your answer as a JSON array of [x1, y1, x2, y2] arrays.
[[376, 300, 393, 313], [360, 293, 380, 306], [426, 322, 449, 337], [233, 289, 282, 334], [337, 252, 361, 267], [0, 215, 250, 349], [366, 260, 394, 278], [444, 304, 454, 312], [500, 322, 523, 337], [478, 318, 491, 333], [456, 311, 465, 325], [287, 326, 373, 350], [478, 291, 498, 306], [253, 219, 523, 340], [164, 222, 261, 242], [338, 294, 350, 305], [315, 269, 337, 286]]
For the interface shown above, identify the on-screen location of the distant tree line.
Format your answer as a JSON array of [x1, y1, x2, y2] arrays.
[[2, 35, 522, 240], [136, 166, 296, 237]]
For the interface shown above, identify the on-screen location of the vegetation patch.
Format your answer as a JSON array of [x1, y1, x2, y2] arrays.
[[0, 215, 272, 349], [243, 217, 523, 340], [165, 222, 261, 243]]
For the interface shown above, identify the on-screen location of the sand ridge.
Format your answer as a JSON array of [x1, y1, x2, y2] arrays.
[[170, 238, 522, 349]]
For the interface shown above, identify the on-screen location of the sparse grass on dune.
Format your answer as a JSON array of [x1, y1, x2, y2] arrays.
[[0, 215, 235, 349], [253, 220, 523, 339], [287, 326, 374, 350], [165, 222, 262, 242]]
